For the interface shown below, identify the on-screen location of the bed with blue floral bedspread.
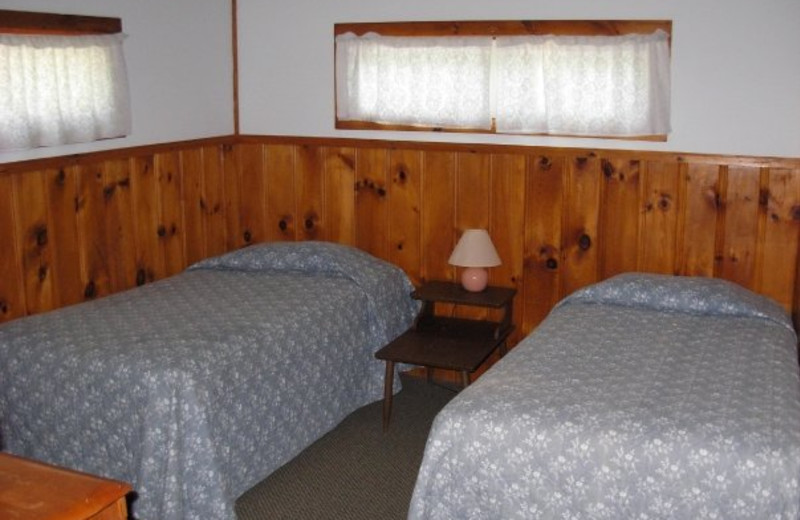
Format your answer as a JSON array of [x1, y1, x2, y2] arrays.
[[410, 273, 800, 519], [0, 241, 418, 520]]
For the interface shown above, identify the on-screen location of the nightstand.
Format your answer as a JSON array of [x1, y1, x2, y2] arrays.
[[0, 452, 131, 520], [375, 280, 516, 430]]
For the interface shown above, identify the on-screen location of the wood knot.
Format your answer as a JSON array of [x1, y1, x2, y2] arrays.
[[38, 265, 48, 282], [538, 157, 552, 170], [103, 184, 116, 200], [136, 269, 147, 287], [279, 219, 288, 232], [157, 225, 167, 237], [578, 233, 592, 251], [34, 225, 48, 247], [658, 195, 671, 211], [0, 300, 7, 315], [305, 218, 314, 230], [601, 159, 615, 178], [84, 280, 96, 299], [338, 153, 355, 170], [376, 186, 387, 197], [758, 189, 770, 207], [56, 169, 66, 186], [546, 258, 558, 270], [397, 169, 407, 182], [792, 205, 800, 221], [243, 229, 252, 243]]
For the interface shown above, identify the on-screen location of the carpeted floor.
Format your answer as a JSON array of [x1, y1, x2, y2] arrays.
[[235, 375, 456, 520]]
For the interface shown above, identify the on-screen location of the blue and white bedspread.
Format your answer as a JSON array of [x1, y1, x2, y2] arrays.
[[0, 241, 418, 520], [410, 273, 800, 519]]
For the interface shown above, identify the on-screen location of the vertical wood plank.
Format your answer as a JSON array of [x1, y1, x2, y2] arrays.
[[717, 166, 760, 287], [489, 153, 525, 344], [296, 145, 324, 241], [599, 158, 641, 277], [222, 143, 242, 251], [238, 143, 268, 246], [561, 154, 600, 297], [639, 161, 680, 274], [102, 159, 136, 292], [323, 147, 356, 245], [522, 155, 565, 334], [264, 144, 296, 242], [0, 173, 25, 321], [355, 148, 389, 260], [181, 148, 207, 265], [759, 168, 800, 309], [388, 149, 422, 285], [202, 145, 227, 258], [45, 166, 82, 307], [12, 170, 55, 315], [154, 151, 185, 276], [130, 155, 166, 285], [679, 163, 720, 277], [420, 151, 456, 286], [75, 162, 111, 300]]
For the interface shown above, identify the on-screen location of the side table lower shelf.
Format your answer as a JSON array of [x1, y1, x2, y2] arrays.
[[375, 317, 512, 430]]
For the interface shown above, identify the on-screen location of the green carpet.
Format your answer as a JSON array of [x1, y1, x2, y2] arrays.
[[235, 375, 455, 520]]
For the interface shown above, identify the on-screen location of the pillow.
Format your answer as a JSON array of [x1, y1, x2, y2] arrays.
[[558, 272, 794, 333]]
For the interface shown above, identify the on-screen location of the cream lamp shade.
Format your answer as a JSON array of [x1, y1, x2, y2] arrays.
[[448, 229, 501, 292]]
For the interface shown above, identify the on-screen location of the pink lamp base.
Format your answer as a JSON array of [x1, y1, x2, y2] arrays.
[[461, 267, 489, 292]]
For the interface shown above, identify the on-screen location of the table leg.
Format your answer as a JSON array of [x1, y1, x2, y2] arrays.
[[382, 360, 395, 431], [499, 340, 508, 357]]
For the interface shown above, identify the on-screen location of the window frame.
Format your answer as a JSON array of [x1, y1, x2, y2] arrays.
[[334, 20, 672, 142], [0, 9, 121, 36]]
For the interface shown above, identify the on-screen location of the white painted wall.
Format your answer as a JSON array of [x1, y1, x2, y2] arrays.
[[238, 0, 800, 158], [0, 0, 234, 163]]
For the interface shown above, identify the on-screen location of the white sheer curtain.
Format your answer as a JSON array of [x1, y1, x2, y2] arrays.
[[494, 30, 671, 136], [0, 33, 131, 151], [336, 32, 494, 129], [336, 30, 671, 137]]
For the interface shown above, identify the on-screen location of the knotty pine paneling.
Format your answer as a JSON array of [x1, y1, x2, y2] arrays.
[[2, 138, 800, 363]]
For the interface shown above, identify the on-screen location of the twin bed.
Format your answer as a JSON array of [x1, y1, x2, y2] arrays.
[[0, 242, 418, 519], [410, 273, 800, 519], [2, 241, 799, 519]]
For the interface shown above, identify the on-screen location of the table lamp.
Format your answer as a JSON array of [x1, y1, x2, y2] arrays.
[[448, 229, 501, 292]]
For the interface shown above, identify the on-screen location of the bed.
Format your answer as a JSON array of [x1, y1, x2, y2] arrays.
[[0, 241, 418, 520], [409, 273, 800, 519]]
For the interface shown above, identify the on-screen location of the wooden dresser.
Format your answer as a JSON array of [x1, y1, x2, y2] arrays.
[[0, 453, 131, 520]]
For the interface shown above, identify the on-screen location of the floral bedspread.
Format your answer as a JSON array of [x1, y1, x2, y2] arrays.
[[410, 273, 800, 519], [0, 241, 417, 520]]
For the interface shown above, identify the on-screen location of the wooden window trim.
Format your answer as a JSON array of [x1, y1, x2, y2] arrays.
[[335, 20, 671, 142], [335, 20, 671, 39], [0, 9, 122, 35]]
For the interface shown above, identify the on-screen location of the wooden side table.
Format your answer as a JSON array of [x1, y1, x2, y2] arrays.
[[375, 280, 516, 430], [0, 452, 131, 520]]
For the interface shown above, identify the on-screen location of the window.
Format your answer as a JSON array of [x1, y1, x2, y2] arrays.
[[335, 21, 671, 140], [0, 10, 131, 152]]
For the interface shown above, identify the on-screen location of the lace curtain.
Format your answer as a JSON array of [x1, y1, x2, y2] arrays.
[[495, 31, 671, 136], [336, 30, 671, 137], [0, 33, 131, 151], [336, 33, 494, 129]]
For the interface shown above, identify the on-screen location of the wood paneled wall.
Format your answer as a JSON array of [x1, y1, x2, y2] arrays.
[[2, 136, 800, 347]]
